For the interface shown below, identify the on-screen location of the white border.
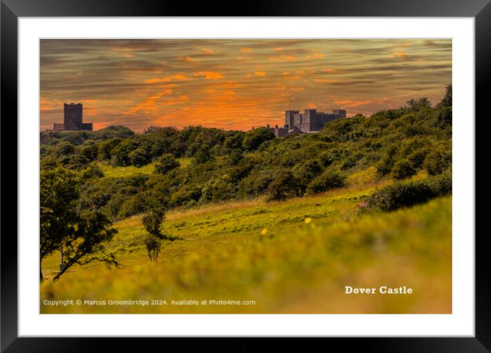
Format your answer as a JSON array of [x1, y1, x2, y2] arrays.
[[18, 18, 475, 337]]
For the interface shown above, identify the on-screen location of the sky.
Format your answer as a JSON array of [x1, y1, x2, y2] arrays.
[[40, 39, 451, 132]]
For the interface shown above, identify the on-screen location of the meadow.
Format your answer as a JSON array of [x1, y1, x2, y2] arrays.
[[40, 167, 452, 314], [40, 90, 452, 313]]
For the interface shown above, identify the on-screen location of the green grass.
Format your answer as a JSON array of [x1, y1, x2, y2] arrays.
[[40, 175, 451, 314], [97, 158, 193, 178]]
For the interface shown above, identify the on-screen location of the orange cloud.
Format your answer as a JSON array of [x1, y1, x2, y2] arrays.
[[126, 89, 173, 114], [305, 53, 325, 60], [144, 74, 190, 83], [254, 71, 266, 77], [334, 98, 389, 108], [201, 48, 214, 54], [178, 56, 195, 63], [281, 72, 303, 81], [322, 68, 339, 73], [313, 78, 339, 83], [390, 52, 409, 60], [241, 47, 253, 53], [40, 98, 60, 112], [194, 71, 223, 79], [268, 55, 298, 62]]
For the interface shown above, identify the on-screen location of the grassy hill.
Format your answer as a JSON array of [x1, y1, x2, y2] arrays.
[[40, 168, 451, 314], [40, 90, 452, 314]]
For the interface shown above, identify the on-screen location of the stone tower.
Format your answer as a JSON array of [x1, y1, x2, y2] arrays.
[[64, 103, 83, 130], [54, 103, 93, 131]]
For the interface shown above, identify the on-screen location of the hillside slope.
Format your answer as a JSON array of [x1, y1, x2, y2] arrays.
[[41, 175, 451, 314]]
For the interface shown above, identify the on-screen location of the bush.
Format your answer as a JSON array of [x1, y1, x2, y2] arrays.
[[200, 177, 236, 203], [267, 171, 300, 201], [82, 165, 104, 179], [81, 144, 99, 161], [242, 127, 275, 151], [294, 160, 324, 193], [391, 159, 416, 180], [154, 154, 180, 175], [306, 170, 346, 195], [366, 172, 451, 211], [195, 148, 213, 164], [170, 186, 202, 208], [129, 148, 150, 167], [424, 146, 451, 175], [54, 141, 76, 157]]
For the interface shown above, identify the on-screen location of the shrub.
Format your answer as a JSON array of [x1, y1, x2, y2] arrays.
[[267, 171, 300, 201], [376, 146, 398, 176], [154, 154, 180, 175], [424, 146, 451, 175], [129, 148, 150, 167], [81, 144, 99, 161], [119, 194, 148, 218], [306, 170, 346, 195], [294, 160, 324, 193], [391, 159, 416, 180], [242, 127, 275, 151], [54, 141, 75, 157], [195, 148, 213, 164], [200, 177, 236, 203], [366, 172, 451, 211], [170, 186, 202, 207], [82, 165, 104, 179], [319, 151, 335, 167]]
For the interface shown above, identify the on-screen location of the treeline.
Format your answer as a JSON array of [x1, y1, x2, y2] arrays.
[[40, 85, 452, 221]]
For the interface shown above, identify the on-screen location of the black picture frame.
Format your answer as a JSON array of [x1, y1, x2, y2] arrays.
[[1, 0, 488, 351]]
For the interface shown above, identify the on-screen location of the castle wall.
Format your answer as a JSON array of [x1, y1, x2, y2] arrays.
[[80, 123, 93, 131], [282, 108, 347, 134], [53, 123, 65, 131]]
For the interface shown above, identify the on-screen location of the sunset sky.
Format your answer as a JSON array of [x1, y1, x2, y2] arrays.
[[40, 39, 451, 132]]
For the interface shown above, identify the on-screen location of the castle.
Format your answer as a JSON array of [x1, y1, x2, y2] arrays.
[[53, 103, 93, 131], [268, 108, 347, 137]]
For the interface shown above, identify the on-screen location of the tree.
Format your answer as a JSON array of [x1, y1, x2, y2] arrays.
[[267, 170, 300, 201], [142, 234, 161, 262], [129, 148, 150, 167], [81, 144, 99, 161], [438, 84, 452, 108], [40, 168, 119, 281], [154, 153, 180, 174], [294, 160, 324, 194], [195, 148, 213, 164], [407, 98, 431, 111], [40, 168, 79, 280], [54, 141, 75, 157], [391, 159, 416, 180], [306, 169, 346, 195], [141, 209, 166, 262], [242, 127, 275, 151], [54, 211, 119, 280], [142, 209, 165, 239]]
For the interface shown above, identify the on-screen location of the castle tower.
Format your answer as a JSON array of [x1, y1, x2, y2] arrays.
[[285, 110, 299, 130], [333, 109, 347, 118], [64, 103, 83, 131], [303, 109, 317, 132]]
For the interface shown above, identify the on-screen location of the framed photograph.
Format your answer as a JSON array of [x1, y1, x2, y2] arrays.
[[1, 0, 488, 351]]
